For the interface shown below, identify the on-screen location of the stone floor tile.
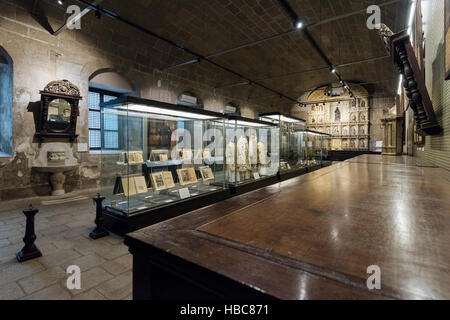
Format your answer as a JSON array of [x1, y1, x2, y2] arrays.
[[38, 248, 81, 268], [0, 229, 23, 240], [38, 224, 70, 237], [0, 239, 10, 248], [62, 225, 92, 239], [22, 284, 71, 300], [60, 253, 106, 272], [104, 234, 124, 245], [0, 260, 45, 286], [0, 282, 25, 300], [0, 222, 22, 232], [68, 267, 114, 295], [95, 271, 132, 300], [72, 289, 107, 300], [18, 266, 67, 294]]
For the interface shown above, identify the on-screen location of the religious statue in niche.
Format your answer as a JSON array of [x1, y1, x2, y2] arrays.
[[350, 139, 356, 149], [360, 139, 367, 149], [351, 113, 358, 122], [333, 127, 340, 136], [342, 140, 349, 149], [350, 126, 357, 136], [342, 127, 349, 136], [326, 127, 331, 134], [360, 126, 366, 135], [311, 105, 316, 112], [360, 112, 367, 121], [361, 100, 366, 108], [311, 117, 316, 124], [334, 107, 341, 122], [318, 116, 323, 124]]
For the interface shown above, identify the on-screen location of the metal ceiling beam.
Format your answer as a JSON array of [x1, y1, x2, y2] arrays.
[[246, 77, 398, 102], [54, 0, 103, 36], [215, 55, 389, 90]]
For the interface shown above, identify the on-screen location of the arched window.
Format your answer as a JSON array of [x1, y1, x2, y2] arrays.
[[0, 46, 13, 157], [88, 71, 135, 151]]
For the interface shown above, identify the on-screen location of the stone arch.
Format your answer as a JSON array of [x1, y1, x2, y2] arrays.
[[0, 46, 13, 157], [89, 68, 138, 96]]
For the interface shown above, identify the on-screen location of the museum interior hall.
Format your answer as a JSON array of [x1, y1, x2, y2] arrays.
[[0, 0, 449, 302]]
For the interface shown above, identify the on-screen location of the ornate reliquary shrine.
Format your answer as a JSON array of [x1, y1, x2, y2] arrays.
[[35, 80, 82, 142]]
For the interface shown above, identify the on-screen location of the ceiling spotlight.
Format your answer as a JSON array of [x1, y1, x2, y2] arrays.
[[57, 0, 64, 5], [296, 21, 304, 29], [331, 68, 336, 74]]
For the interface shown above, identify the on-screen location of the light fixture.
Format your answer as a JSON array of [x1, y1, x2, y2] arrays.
[[397, 75, 403, 95], [57, 0, 64, 5], [331, 68, 336, 74], [407, 0, 417, 36], [296, 21, 304, 29]]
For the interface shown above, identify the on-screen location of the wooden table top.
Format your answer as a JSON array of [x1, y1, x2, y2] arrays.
[[126, 155, 450, 300]]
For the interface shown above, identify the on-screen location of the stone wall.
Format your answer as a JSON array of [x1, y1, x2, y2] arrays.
[[412, 0, 450, 170], [0, 0, 289, 201]]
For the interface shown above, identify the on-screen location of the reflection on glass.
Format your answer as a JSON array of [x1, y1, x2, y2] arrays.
[[100, 98, 227, 216], [47, 99, 71, 131]]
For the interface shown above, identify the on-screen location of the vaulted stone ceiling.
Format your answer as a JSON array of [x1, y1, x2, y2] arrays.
[[38, 0, 410, 107]]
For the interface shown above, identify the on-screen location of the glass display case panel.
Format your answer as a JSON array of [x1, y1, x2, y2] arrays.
[[100, 97, 227, 216], [225, 116, 279, 186], [305, 130, 323, 166], [259, 113, 307, 172], [320, 133, 332, 160]]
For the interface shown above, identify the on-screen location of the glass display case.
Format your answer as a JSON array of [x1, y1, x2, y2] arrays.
[[225, 116, 279, 187], [259, 113, 307, 173], [320, 133, 332, 161], [100, 97, 227, 217], [305, 130, 323, 166]]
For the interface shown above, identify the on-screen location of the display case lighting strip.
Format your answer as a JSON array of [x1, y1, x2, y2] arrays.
[[235, 120, 270, 128], [122, 104, 217, 120]]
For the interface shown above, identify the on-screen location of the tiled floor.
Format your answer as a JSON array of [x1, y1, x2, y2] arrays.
[[0, 199, 132, 300]]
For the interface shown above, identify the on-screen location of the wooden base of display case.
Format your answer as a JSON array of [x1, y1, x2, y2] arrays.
[[104, 165, 333, 235], [280, 167, 308, 182], [229, 175, 280, 196], [103, 188, 230, 235], [307, 164, 322, 172], [126, 241, 275, 300]]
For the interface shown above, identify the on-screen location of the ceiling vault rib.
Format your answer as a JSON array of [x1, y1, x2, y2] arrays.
[[216, 55, 389, 89], [308, 0, 403, 28], [162, 0, 400, 72], [75, 0, 301, 104]]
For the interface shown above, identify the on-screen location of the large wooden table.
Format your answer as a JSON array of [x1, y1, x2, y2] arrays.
[[125, 155, 450, 300]]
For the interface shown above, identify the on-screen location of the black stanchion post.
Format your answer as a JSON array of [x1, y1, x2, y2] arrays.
[[89, 194, 109, 240], [17, 205, 42, 263]]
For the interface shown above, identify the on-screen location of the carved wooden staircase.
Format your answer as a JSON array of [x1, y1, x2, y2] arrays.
[[390, 30, 441, 136]]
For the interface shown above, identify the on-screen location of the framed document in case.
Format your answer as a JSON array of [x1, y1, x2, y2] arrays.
[[150, 172, 167, 191], [162, 171, 175, 188], [121, 177, 137, 196], [134, 176, 148, 194], [200, 166, 214, 181]]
